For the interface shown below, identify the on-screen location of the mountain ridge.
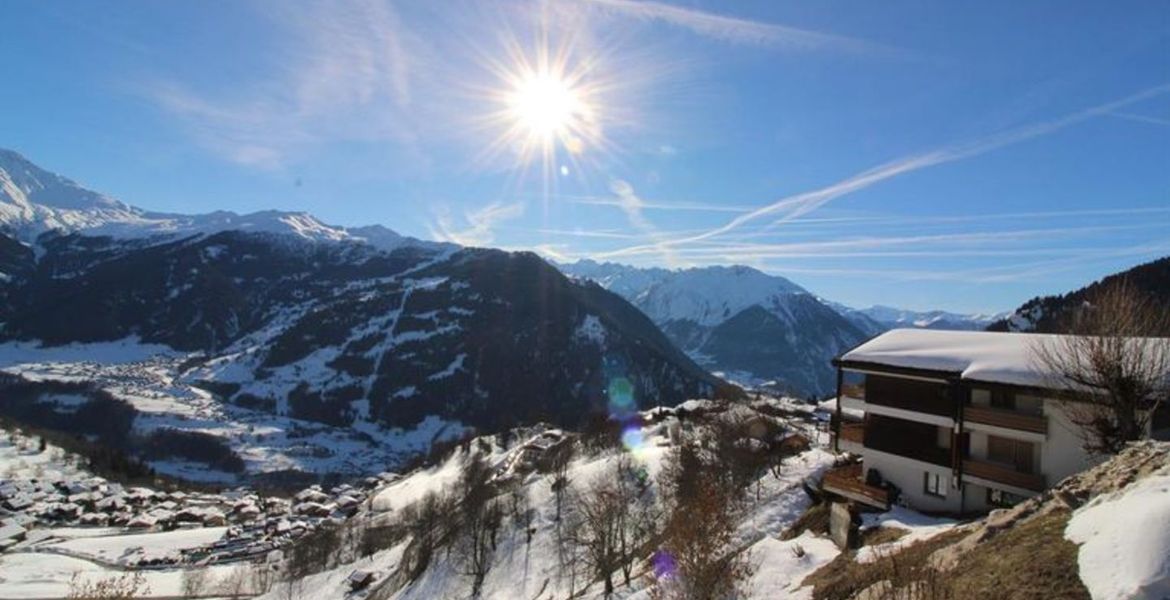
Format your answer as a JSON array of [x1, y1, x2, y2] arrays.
[[0, 148, 445, 253], [560, 259, 1006, 396], [988, 256, 1170, 333]]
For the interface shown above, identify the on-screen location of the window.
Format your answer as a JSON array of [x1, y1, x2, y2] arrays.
[[923, 472, 946, 498], [987, 436, 1036, 474], [936, 426, 952, 450], [841, 371, 866, 402], [990, 388, 1016, 410], [987, 488, 1026, 508]]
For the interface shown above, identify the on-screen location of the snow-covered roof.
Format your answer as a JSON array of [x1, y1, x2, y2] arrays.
[[837, 329, 1072, 388]]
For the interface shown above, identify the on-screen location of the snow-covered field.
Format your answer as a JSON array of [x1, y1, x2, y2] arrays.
[[0, 551, 250, 599], [0, 338, 465, 480], [45, 526, 228, 566]]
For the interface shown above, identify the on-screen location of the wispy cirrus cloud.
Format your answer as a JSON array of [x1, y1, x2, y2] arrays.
[[595, 83, 1170, 260], [585, 0, 886, 54], [1108, 111, 1170, 127], [429, 201, 526, 247], [144, 0, 423, 169], [568, 194, 752, 213], [608, 179, 682, 265]]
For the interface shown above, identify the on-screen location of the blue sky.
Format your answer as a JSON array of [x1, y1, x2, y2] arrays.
[[2, 0, 1168, 313]]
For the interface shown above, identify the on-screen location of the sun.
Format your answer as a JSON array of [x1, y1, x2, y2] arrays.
[[465, 14, 636, 192], [509, 73, 582, 139]]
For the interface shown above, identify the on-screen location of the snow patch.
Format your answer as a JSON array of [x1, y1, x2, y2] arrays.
[[1065, 470, 1170, 600]]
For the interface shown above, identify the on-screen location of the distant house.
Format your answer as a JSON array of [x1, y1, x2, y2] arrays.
[[348, 570, 376, 591], [824, 329, 1169, 514], [0, 522, 27, 550]]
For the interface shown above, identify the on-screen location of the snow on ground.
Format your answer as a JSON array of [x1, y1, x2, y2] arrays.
[[258, 542, 408, 600], [0, 338, 468, 479], [0, 429, 85, 482], [0, 551, 244, 599], [1065, 469, 1170, 600], [371, 449, 467, 514], [46, 527, 228, 566], [335, 413, 838, 600], [746, 532, 840, 600], [855, 506, 958, 564]]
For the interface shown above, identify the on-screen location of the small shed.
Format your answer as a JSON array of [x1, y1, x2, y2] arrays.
[[348, 570, 376, 591]]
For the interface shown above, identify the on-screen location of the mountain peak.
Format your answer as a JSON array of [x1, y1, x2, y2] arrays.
[[0, 148, 131, 213], [0, 148, 441, 253]]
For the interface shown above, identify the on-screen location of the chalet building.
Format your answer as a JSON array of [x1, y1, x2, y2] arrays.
[[824, 329, 1169, 515]]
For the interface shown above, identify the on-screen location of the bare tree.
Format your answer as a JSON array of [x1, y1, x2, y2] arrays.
[[652, 442, 753, 600], [66, 572, 149, 600], [566, 477, 624, 597], [247, 563, 277, 598], [455, 454, 503, 596], [180, 569, 211, 598], [400, 490, 455, 581], [1033, 281, 1170, 454], [569, 455, 661, 597], [547, 441, 575, 523]]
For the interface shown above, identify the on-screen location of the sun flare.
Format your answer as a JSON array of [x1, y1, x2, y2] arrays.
[[468, 14, 642, 194], [510, 73, 582, 139]]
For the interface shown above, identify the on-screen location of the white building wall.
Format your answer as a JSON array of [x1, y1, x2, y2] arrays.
[[1040, 398, 1103, 483], [863, 449, 961, 513], [963, 482, 991, 513]]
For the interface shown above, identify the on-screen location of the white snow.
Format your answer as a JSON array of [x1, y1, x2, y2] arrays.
[[839, 328, 1126, 388], [0, 552, 245, 598], [426, 353, 467, 381], [1065, 470, 1170, 600], [574, 314, 608, 345], [0, 149, 448, 253], [48, 527, 228, 566], [855, 507, 958, 564], [746, 532, 840, 599], [561, 261, 806, 326]]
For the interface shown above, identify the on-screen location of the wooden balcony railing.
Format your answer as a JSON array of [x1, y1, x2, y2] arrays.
[[964, 405, 1047, 434], [822, 463, 890, 509], [962, 459, 1046, 492], [839, 422, 865, 445]]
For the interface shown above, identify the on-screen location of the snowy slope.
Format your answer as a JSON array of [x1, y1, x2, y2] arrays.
[[561, 260, 866, 395], [988, 256, 1170, 333], [0, 230, 722, 479], [564, 260, 805, 327], [1065, 465, 1170, 600], [562, 260, 1010, 396], [255, 399, 841, 600], [0, 148, 443, 253]]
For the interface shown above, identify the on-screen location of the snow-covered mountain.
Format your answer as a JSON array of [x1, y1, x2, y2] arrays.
[[561, 260, 867, 396], [988, 256, 1170, 333], [0, 148, 440, 252], [0, 151, 731, 480], [561, 260, 1009, 396], [836, 304, 1008, 335]]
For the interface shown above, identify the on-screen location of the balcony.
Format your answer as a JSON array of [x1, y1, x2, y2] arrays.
[[965, 405, 1047, 434], [839, 422, 865, 444], [962, 459, 1046, 493], [822, 463, 890, 510], [837, 422, 865, 453]]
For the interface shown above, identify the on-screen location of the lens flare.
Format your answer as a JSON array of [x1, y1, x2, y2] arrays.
[[652, 550, 678, 579], [607, 377, 636, 413], [620, 425, 644, 452]]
